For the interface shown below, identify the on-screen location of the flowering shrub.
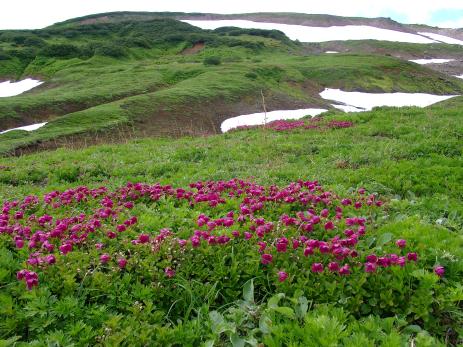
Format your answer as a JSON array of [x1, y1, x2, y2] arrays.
[[0, 178, 452, 343], [2, 179, 434, 288], [234, 118, 354, 132]]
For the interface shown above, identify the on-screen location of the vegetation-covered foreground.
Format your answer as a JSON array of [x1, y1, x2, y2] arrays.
[[0, 96, 462, 346]]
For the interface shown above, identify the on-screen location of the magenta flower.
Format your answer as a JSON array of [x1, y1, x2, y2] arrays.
[[118, 258, 127, 269], [138, 234, 150, 244], [278, 271, 288, 282], [324, 221, 335, 230], [395, 239, 406, 248], [59, 243, 72, 255], [45, 254, 56, 265], [397, 256, 406, 267], [257, 241, 267, 253], [311, 263, 323, 273], [15, 238, 24, 249], [341, 199, 352, 206], [107, 231, 117, 239], [407, 252, 418, 262], [304, 246, 314, 257], [365, 262, 377, 273], [339, 264, 350, 276], [165, 267, 176, 278], [191, 236, 201, 248], [261, 253, 273, 265], [244, 232, 252, 240], [328, 262, 339, 272], [434, 266, 445, 277], [116, 224, 126, 233], [231, 230, 240, 238], [100, 254, 111, 264], [276, 237, 288, 253]]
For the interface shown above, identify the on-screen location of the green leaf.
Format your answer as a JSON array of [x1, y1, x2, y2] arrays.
[[230, 333, 245, 347], [272, 306, 296, 319], [402, 325, 423, 334], [295, 296, 308, 319], [259, 314, 272, 334], [204, 340, 215, 347], [267, 293, 285, 309], [243, 279, 254, 303], [376, 232, 392, 247]]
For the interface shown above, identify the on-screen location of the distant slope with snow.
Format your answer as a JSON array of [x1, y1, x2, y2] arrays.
[[183, 20, 438, 44]]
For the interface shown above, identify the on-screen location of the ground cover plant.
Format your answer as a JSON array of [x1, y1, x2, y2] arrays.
[[0, 97, 462, 345]]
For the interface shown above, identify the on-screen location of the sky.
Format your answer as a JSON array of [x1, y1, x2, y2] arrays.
[[1, 0, 463, 30]]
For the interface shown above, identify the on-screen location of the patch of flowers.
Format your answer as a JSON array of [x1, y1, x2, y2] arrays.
[[0, 179, 440, 291], [234, 118, 354, 132]]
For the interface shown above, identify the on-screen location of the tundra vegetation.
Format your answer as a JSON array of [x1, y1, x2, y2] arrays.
[[0, 12, 462, 346]]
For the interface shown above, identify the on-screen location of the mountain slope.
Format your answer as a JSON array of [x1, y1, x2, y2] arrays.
[[1, 12, 463, 155]]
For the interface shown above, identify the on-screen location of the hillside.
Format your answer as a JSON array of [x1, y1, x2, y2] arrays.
[[0, 11, 463, 346], [0, 12, 463, 155]]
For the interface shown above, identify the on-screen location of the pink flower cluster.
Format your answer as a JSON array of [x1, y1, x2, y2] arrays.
[[0, 178, 434, 290], [234, 118, 354, 132]]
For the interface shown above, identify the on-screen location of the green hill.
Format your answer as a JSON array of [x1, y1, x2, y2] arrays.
[[1, 14, 463, 155]]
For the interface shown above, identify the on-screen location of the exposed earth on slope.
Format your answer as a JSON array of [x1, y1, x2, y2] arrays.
[[1, 11, 463, 156]]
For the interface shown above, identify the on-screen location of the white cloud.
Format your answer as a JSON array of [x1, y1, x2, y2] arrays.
[[0, 0, 462, 29]]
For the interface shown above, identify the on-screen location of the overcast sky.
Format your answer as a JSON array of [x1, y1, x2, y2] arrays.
[[1, 0, 463, 30]]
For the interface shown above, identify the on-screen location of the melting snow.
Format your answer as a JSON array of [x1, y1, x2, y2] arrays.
[[325, 51, 339, 54], [0, 78, 43, 97], [409, 58, 455, 65], [183, 20, 437, 43], [454, 75, 463, 79], [331, 104, 365, 113], [0, 122, 47, 135], [418, 32, 463, 45], [221, 108, 327, 132], [321, 88, 458, 111]]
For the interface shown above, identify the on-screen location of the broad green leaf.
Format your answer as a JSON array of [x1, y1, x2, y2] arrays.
[[267, 293, 285, 309], [243, 279, 254, 303], [376, 233, 392, 247], [259, 314, 272, 334], [272, 306, 296, 319], [230, 333, 245, 347]]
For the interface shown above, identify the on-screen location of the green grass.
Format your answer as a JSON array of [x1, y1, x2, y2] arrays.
[[0, 96, 462, 345], [1, 50, 462, 155]]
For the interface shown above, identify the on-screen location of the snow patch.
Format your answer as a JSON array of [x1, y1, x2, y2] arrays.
[[0, 78, 43, 97], [409, 58, 454, 65], [0, 122, 48, 135], [325, 51, 339, 54], [320, 88, 458, 111], [221, 108, 327, 132], [418, 32, 463, 45], [183, 20, 437, 44], [454, 75, 463, 79], [331, 104, 365, 113]]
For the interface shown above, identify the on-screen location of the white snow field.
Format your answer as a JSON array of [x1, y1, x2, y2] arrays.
[[0, 122, 48, 135], [183, 20, 439, 43], [0, 78, 43, 97], [418, 32, 463, 45], [221, 108, 327, 132], [320, 89, 458, 111], [409, 58, 455, 65]]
